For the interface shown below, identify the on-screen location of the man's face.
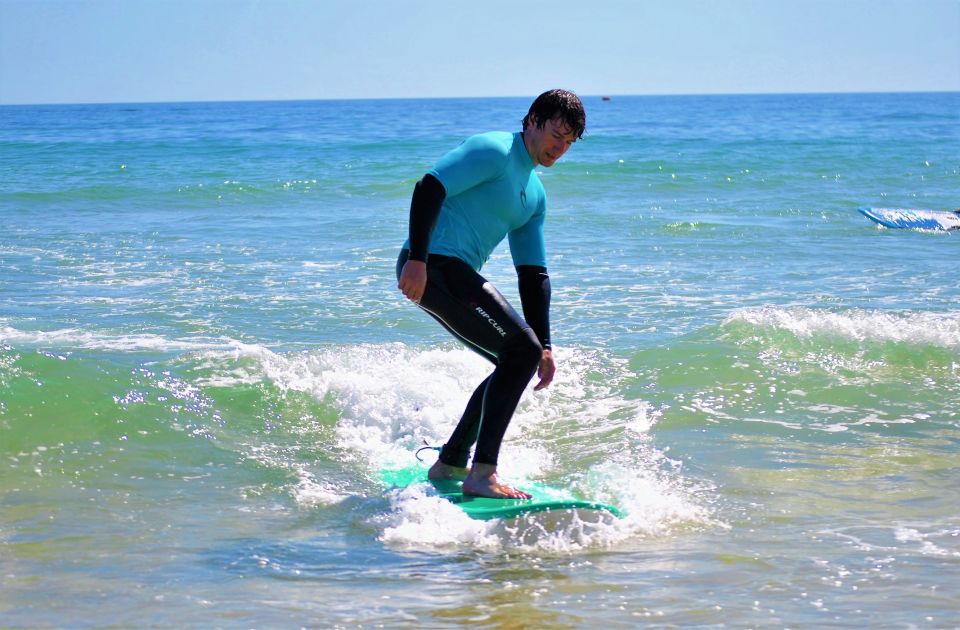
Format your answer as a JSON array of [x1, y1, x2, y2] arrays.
[[524, 116, 577, 167]]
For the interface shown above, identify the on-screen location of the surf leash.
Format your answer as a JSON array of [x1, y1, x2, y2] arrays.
[[415, 439, 441, 462]]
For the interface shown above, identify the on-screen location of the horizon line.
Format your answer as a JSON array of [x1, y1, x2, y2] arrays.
[[2, 89, 958, 108]]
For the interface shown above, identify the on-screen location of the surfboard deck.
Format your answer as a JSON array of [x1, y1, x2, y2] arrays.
[[858, 207, 960, 231], [380, 464, 624, 521]]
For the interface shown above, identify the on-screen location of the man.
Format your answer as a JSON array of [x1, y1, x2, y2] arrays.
[[397, 89, 585, 499]]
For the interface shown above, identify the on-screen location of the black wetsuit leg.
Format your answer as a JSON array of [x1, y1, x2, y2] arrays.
[[397, 250, 542, 467]]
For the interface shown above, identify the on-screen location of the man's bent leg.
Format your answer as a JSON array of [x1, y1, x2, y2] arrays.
[[472, 328, 542, 466], [437, 375, 488, 468]]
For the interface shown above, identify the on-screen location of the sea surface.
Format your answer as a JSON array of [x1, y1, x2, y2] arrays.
[[1, 93, 958, 628]]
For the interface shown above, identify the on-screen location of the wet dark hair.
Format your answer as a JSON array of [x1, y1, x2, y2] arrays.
[[522, 89, 586, 139]]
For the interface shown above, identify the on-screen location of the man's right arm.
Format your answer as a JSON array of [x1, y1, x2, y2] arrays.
[[399, 174, 445, 303], [406, 173, 445, 262]]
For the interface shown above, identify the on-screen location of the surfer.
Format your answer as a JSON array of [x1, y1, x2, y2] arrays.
[[397, 89, 585, 499]]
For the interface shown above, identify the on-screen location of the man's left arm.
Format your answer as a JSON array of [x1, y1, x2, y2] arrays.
[[516, 265, 555, 390]]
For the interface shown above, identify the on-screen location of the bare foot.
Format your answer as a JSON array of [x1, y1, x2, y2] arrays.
[[428, 460, 469, 481], [461, 463, 532, 499]]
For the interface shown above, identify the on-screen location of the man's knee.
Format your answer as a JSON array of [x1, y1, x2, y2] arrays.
[[500, 328, 542, 373]]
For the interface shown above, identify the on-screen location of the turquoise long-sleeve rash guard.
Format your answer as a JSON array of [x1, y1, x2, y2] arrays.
[[405, 131, 547, 271]]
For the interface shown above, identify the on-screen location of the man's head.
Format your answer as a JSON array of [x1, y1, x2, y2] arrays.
[[521, 89, 585, 167], [522, 89, 586, 140]]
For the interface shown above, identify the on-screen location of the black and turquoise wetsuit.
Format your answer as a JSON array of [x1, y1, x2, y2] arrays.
[[398, 131, 552, 468]]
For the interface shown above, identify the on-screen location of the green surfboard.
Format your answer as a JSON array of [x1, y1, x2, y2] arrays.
[[380, 464, 624, 521]]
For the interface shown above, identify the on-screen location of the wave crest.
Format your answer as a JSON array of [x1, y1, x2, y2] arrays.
[[725, 306, 960, 349]]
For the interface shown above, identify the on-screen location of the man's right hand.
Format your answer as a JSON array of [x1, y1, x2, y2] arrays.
[[398, 259, 428, 304]]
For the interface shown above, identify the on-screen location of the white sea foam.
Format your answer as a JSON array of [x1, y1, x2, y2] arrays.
[[0, 323, 252, 354], [246, 342, 717, 551], [829, 524, 960, 558], [291, 467, 350, 507], [725, 306, 960, 349], [378, 484, 501, 551]]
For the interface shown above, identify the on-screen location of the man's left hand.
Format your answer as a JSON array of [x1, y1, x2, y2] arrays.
[[533, 349, 555, 391]]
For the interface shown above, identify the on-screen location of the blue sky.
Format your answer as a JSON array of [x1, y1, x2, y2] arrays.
[[1, 0, 958, 105]]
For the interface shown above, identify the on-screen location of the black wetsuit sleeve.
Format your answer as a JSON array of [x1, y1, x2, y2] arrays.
[[516, 265, 551, 350], [407, 174, 446, 262]]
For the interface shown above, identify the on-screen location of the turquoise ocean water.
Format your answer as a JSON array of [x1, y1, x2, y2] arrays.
[[1, 93, 958, 628]]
